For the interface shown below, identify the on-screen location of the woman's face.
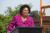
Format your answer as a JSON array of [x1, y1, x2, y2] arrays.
[[22, 7, 29, 17]]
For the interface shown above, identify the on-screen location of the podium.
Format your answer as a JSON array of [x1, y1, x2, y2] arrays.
[[11, 27, 42, 33]]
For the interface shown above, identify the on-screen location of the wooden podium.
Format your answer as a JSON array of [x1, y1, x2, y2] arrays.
[[11, 27, 42, 33]]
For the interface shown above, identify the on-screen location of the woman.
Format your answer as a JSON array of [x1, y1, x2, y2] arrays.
[[7, 4, 34, 33]]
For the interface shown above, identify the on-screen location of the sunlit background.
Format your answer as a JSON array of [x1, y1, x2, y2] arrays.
[[0, 0, 40, 16], [0, 0, 50, 16]]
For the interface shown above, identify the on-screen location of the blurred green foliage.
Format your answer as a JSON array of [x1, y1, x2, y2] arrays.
[[0, 5, 20, 33]]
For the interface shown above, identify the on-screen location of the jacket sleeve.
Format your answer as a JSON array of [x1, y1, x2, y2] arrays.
[[7, 16, 16, 32], [31, 18, 35, 27], [30, 17, 35, 27]]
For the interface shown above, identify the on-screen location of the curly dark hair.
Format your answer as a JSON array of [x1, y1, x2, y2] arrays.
[[20, 4, 30, 15]]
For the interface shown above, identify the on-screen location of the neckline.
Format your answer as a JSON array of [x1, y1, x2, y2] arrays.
[[21, 16, 27, 23], [20, 15, 29, 23]]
